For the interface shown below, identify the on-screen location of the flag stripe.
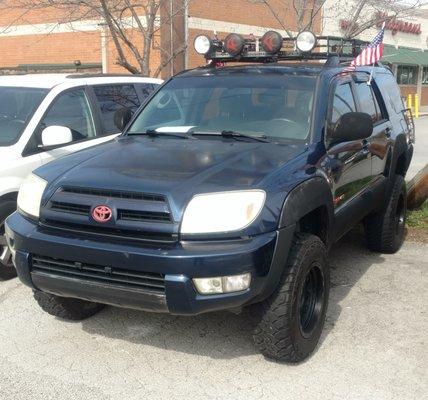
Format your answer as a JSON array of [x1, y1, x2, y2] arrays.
[[351, 26, 385, 67]]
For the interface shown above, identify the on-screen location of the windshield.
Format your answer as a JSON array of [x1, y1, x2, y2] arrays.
[[128, 73, 316, 141], [0, 86, 48, 146]]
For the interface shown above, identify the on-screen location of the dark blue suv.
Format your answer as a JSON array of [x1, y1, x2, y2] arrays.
[[5, 33, 414, 362]]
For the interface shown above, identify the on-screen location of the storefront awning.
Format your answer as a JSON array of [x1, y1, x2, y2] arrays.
[[382, 44, 428, 66]]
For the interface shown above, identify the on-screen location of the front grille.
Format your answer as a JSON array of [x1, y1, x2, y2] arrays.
[[31, 254, 166, 293], [42, 187, 177, 242], [118, 209, 171, 222], [50, 201, 90, 215], [42, 220, 177, 243], [62, 187, 166, 203]]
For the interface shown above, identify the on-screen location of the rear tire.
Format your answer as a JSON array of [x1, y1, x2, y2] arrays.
[[33, 291, 105, 320], [251, 233, 329, 362], [0, 201, 17, 280], [364, 175, 407, 254]]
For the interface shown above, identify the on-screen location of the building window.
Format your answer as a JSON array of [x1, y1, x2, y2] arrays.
[[422, 67, 428, 85], [396, 65, 418, 85]]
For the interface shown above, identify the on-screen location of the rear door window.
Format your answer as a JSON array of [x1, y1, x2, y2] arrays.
[[93, 84, 141, 134], [136, 83, 157, 100]]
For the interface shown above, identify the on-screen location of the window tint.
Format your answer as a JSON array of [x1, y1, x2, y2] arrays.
[[375, 73, 405, 114], [40, 89, 96, 143], [355, 82, 380, 122], [129, 75, 316, 141], [136, 83, 157, 99], [331, 83, 356, 125], [0, 87, 47, 146], [93, 84, 141, 133]]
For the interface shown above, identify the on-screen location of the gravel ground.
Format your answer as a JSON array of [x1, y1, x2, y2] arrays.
[[0, 230, 427, 400]]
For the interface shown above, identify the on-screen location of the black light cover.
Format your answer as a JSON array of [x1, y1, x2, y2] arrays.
[[223, 33, 245, 56], [261, 31, 283, 53]]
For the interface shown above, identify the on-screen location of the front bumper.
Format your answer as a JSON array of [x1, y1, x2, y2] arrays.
[[5, 212, 295, 315]]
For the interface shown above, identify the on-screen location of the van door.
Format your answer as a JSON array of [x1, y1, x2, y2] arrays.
[[25, 87, 115, 164]]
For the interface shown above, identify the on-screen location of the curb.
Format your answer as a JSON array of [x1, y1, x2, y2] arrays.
[[407, 164, 428, 210]]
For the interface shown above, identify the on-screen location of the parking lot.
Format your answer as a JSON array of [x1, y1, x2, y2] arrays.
[[0, 229, 427, 400]]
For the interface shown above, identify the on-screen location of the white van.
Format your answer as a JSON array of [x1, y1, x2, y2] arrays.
[[0, 74, 162, 277]]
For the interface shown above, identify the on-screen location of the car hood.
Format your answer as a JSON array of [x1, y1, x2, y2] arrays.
[[36, 136, 308, 233]]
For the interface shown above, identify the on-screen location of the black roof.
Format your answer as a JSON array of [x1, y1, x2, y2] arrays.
[[175, 63, 391, 79]]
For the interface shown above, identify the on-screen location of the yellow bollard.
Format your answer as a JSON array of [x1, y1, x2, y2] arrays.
[[414, 93, 419, 118], [407, 94, 413, 115]]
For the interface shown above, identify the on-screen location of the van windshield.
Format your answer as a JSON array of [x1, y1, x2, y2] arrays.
[[128, 74, 316, 141], [0, 87, 48, 146]]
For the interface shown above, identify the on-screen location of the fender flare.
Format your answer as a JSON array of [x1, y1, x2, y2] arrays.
[[279, 177, 334, 231]]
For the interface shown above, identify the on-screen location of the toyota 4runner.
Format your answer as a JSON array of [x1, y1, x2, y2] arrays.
[[5, 33, 414, 362]]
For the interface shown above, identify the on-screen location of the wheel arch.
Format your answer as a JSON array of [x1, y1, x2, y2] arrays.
[[0, 191, 18, 204], [279, 177, 334, 245]]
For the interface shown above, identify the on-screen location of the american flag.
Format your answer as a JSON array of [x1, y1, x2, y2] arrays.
[[350, 23, 385, 67]]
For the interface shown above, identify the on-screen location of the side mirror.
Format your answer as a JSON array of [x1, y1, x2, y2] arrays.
[[114, 108, 133, 131], [330, 112, 373, 145], [41, 126, 73, 148]]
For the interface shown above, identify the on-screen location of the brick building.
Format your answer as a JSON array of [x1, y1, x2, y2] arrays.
[[0, 1, 321, 78]]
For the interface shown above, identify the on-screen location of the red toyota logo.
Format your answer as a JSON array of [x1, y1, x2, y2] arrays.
[[92, 205, 112, 223]]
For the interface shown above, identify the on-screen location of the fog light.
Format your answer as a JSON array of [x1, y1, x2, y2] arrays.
[[193, 273, 251, 295]]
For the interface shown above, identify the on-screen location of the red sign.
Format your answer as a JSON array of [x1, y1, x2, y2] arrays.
[[377, 13, 421, 35], [340, 14, 421, 36]]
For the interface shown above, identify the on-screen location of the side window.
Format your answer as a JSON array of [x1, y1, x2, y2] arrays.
[[331, 83, 356, 125], [136, 83, 157, 100], [40, 89, 96, 143], [355, 82, 381, 123], [93, 84, 141, 134]]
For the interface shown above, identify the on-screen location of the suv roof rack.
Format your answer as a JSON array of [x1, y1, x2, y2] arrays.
[[196, 32, 369, 65]]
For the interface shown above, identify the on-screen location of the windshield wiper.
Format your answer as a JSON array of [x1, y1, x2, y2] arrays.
[[190, 130, 270, 143], [129, 129, 190, 139]]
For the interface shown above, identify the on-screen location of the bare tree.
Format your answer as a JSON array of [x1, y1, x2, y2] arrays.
[[252, 0, 421, 39], [5, 0, 189, 77], [334, 0, 421, 38], [250, 0, 327, 37]]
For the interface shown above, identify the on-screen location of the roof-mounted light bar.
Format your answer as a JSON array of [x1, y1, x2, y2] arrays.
[[193, 31, 369, 64]]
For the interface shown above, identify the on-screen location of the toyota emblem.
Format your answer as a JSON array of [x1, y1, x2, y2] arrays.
[[92, 205, 112, 223]]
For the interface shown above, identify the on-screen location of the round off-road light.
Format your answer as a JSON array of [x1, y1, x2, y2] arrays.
[[194, 35, 212, 55], [224, 33, 245, 56], [296, 31, 317, 52], [261, 31, 283, 53]]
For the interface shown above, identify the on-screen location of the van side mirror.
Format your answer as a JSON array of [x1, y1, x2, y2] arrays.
[[330, 112, 373, 145], [114, 108, 133, 131], [40, 126, 73, 148]]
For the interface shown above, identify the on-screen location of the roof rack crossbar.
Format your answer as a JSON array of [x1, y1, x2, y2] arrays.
[[205, 35, 369, 64]]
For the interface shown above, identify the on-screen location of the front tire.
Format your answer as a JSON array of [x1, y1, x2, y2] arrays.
[[252, 233, 329, 362], [0, 200, 17, 279], [364, 175, 407, 254], [33, 291, 105, 320]]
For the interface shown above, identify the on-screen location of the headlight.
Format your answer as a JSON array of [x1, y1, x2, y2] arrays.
[[17, 174, 47, 218], [181, 190, 266, 234]]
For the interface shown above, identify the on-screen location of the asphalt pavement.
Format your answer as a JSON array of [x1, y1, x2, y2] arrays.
[[0, 230, 427, 400]]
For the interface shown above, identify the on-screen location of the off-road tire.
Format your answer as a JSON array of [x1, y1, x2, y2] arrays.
[[364, 175, 407, 254], [0, 200, 17, 280], [33, 291, 105, 320], [251, 233, 329, 363]]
